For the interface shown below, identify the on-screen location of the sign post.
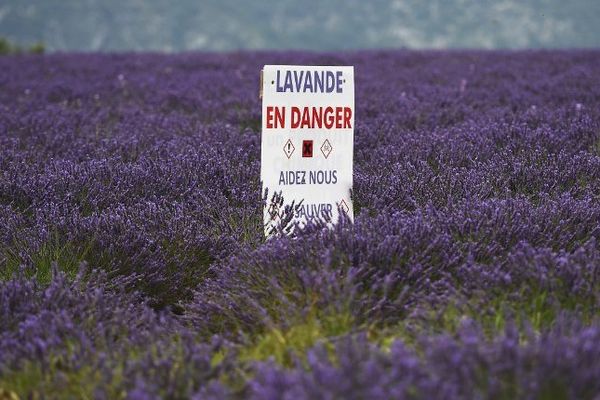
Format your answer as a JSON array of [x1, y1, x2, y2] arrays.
[[261, 65, 355, 235]]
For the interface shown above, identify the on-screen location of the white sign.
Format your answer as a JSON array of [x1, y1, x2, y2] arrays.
[[261, 65, 355, 235]]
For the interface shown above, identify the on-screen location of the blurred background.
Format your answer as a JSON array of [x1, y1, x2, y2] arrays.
[[0, 0, 599, 52]]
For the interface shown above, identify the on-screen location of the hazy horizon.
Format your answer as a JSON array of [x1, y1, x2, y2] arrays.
[[1, 0, 599, 52]]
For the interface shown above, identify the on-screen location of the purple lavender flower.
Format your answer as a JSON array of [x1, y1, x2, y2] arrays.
[[1, 50, 599, 398]]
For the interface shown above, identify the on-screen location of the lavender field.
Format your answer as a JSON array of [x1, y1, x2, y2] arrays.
[[1, 50, 600, 399]]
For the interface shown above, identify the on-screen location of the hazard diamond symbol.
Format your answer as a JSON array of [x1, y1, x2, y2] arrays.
[[283, 139, 295, 159], [338, 199, 350, 214], [321, 139, 332, 159]]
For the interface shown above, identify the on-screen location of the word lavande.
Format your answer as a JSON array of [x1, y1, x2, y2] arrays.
[[276, 69, 345, 93]]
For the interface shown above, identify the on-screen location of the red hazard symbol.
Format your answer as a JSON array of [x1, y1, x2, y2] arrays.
[[302, 140, 313, 158]]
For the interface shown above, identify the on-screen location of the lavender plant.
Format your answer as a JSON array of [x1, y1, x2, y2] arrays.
[[0, 50, 599, 398]]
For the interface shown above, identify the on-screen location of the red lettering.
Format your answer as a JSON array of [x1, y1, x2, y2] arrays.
[[311, 107, 322, 128], [266, 106, 274, 129], [285, 106, 352, 129], [266, 106, 285, 128], [324, 107, 334, 129], [344, 107, 352, 128], [275, 106, 285, 128], [301, 107, 311, 128], [291, 106, 300, 128]]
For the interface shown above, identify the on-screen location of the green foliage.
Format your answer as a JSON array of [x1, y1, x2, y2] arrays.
[[0, 339, 116, 398], [0, 38, 12, 55], [238, 310, 355, 367], [0, 388, 19, 400], [592, 139, 600, 157], [1, 234, 93, 284], [374, 286, 600, 351], [0, 37, 45, 55], [0, 361, 102, 399], [0, 229, 212, 308], [29, 42, 45, 54]]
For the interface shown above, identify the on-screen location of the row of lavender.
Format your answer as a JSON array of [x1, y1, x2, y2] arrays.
[[1, 50, 600, 398]]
